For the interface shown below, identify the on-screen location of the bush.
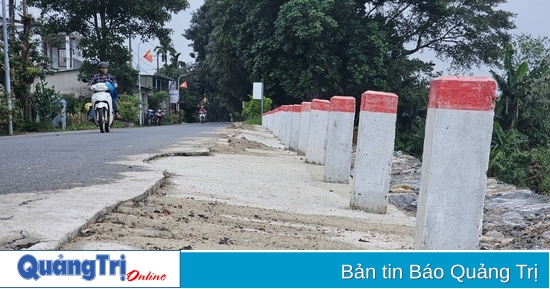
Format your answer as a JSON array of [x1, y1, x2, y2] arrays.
[[527, 146, 550, 194], [118, 94, 140, 123], [241, 95, 272, 121], [31, 81, 63, 122], [18, 120, 55, 132]]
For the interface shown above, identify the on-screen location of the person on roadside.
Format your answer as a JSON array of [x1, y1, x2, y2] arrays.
[[86, 62, 121, 120]]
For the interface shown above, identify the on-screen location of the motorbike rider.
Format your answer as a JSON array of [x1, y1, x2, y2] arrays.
[[198, 106, 207, 122], [199, 105, 207, 115], [86, 62, 121, 120]]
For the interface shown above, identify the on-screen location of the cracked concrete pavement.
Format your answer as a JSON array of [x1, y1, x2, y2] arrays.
[[1, 123, 415, 250]]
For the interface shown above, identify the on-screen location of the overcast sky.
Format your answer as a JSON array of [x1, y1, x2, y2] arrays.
[[138, 0, 550, 76]]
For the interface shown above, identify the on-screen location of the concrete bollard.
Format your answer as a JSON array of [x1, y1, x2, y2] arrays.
[[289, 104, 301, 151], [414, 76, 497, 250], [280, 105, 291, 148], [324, 96, 356, 183], [305, 99, 330, 165], [297, 102, 311, 155], [350, 91, 398, 214], [272, 107, 281, 138]]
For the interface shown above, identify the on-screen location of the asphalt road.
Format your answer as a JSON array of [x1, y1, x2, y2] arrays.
[[0, 122, 228, 195]]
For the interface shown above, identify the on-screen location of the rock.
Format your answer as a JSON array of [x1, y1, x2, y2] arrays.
[[382, 151, 550, 250]]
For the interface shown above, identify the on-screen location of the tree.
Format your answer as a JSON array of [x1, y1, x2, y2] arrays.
[[488, 34, 550, 194], [0, 14, 56, 124], [186, 0, 515, 108], [374, 0, 515, 70], [490, 34, 550, 146], [154, 37, 176, 67], [28, 0, 190, 93]]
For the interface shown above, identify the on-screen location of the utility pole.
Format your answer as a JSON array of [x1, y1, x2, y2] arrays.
[[137, 41, 144, 126], [177, 74, 185, 123], [3, 0, 13, 135]]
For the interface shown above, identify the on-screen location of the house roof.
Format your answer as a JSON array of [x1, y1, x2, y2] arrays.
[[141, 74, 174, 82]]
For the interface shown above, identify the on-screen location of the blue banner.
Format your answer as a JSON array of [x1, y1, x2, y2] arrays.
[[180, 251, 548, 288]]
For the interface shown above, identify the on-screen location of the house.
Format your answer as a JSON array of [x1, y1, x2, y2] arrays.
[[43, 34, 84, 71], [35, 34, 86, 98]]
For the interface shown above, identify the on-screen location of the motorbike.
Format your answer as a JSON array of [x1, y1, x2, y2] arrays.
[[199, 112, 206, 124], [90, 82, 114, 133], [154, 109, 165, 126], [146, 109, 155, 126]]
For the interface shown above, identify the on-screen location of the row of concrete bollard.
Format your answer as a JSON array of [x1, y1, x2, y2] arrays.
[[262, 76, 497, 250]]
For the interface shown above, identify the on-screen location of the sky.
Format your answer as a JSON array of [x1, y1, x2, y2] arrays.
[[133, 0, 204, 75], [142, 0, 550, 77]]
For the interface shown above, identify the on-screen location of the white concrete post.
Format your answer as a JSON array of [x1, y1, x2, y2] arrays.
[[350, 91, 398, 214], [289, 104, 301, 151], [305, 99, 330, 165], [282, 105, 292, 149], [262, 111, 269, 131], [324, 96, 356, 183], [297, 102, 311, 155], [273, 107, 282, 139], [279, 105, 291, 148], [267, 110, 274, 132], [414, 76, 497, 250]]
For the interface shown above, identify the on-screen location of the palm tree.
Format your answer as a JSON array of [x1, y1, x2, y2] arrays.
[[489, 44, 528, 131], [154, 37, 176, 67]]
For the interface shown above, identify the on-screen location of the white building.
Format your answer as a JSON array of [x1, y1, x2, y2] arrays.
[[38, 34, 87, 98]]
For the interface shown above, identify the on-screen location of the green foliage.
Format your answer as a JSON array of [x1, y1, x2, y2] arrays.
[[118, 94, 141, 123], [489, 122, 530, 184], [529, 147, 550, 195], [148, 91, 168, 110], [488, 34, 550, 195], [0, 93, 20, 135], [244, 116, 262, 125], [167, 113, 181, 124], [17, 120, 56, 133], [31, 81, 63, 122], [60, 95, 84, 114], [155, 37, 176, 67], [1, 14, 56, 123], [183, 0, 513, 159], [241, 96, 272, 121], [395, 116, 426, 159]]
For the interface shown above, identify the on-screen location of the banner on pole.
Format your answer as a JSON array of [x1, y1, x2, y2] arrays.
[[169, 90, 179, 104], [253, 82, 263, 100]]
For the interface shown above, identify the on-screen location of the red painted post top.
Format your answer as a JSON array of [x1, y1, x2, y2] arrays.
[[282, 105, 290, 112], [292, 104, 301, 112], [428, 76, 497, 111], [360, 91, 398, 113], [301, 102, 311, 112], [311, 99, 330, 111], [330, 96, 356, 112]]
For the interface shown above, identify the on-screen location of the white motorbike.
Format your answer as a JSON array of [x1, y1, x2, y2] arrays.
[[199, 112, 206, 124], [90, 83, 114, 133]]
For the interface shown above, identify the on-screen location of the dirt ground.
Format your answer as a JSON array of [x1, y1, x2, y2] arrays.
[[61, 123, 414, 250]]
